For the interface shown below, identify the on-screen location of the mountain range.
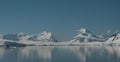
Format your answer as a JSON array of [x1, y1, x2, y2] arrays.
[[0, 28, 120, 47]]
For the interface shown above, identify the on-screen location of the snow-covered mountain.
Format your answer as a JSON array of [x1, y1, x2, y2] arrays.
[[70, 28, 101, 43], [106, 33, 120, 42], [17, 33, 30, 41], [0, 28, 119, 47], [0, 32, 58, 47], [36, 32, 58, 42], [1, 32, 57, 42]]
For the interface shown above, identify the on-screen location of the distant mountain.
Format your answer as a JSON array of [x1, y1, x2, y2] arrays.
[[26, 32, 58, 42], [2, 33, 29, 41], [70, 28, 103, 43], [18, 33, 32, 41], [0, 28, 119, 47], [2, 32, 58, 42], [0, 32, 58, 47], [106, 33, 120, 42], [36, 32, 58, 42]]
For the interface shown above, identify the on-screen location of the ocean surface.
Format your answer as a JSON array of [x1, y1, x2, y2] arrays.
[[0, 46, 120, 62]]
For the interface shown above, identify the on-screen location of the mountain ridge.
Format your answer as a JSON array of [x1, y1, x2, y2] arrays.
[[0, 28, 119, 46]]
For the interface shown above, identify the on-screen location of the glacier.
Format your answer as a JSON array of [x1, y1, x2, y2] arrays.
[[0, 28, 120, 47]]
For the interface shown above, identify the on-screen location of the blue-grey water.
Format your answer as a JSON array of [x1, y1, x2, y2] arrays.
[[0, 46, 120, 62]]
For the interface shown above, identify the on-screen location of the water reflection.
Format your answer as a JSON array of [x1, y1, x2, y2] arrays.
[[17, 46, 53, 62], [0, 46, 120, 62], [0, 47, 5, 58]]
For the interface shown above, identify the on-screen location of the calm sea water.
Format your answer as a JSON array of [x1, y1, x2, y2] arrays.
[[0, 46, 120, 62]]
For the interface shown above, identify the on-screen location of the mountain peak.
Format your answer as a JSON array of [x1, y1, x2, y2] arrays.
[[37, 32, 57, 42], [38, 32, 52, 39], [71, 28, 99, 43], [77, 28, 92, 34], [106, 33, 120, 42], [79, 28, 87, 33]]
